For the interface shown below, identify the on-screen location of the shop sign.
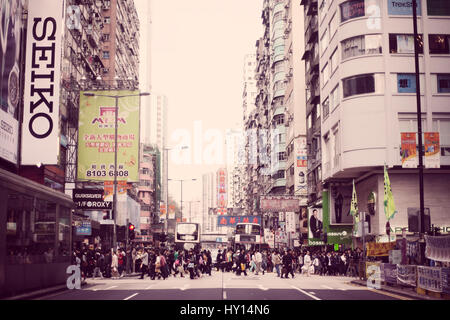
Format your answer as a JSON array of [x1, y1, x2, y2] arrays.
[[76, 221, 92, 236], [73, 189, 112, 210], [341, 0, 365, 22], [388, 0, 422, 15]]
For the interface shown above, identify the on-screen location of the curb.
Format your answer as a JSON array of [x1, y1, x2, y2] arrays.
[[350, 280, 441, 300], [3, 280, 88, 300]]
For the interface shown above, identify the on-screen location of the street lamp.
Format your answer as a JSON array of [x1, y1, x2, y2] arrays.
[[168, 178, 197, 222], [83, 91, 150, 250], [163, 146, 188, 234]]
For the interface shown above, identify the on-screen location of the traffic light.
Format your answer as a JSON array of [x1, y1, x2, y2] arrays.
[[128, 223, 135, 240]]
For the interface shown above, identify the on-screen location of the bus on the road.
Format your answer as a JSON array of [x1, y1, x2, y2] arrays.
[[232, 222, 268, 251]]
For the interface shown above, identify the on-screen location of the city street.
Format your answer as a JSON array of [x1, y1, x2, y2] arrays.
[[38, 271, 410, 301]]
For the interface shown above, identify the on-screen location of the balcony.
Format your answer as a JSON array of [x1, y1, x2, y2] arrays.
[[272, 178, 286, 188]]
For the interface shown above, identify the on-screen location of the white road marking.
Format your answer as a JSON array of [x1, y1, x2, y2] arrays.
[[104, 286, 117, 290], [145, 284, 156, 290], [338, 288, 347, 291], [124, 293, 138, 300], [223, 291, 227, 300], [258, 284, 269, 291], [290, 285, 321, 300], [180, 284, 190, 291], [321, 285, 334, 290]]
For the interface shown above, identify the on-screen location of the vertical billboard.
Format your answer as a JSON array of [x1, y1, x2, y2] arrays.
[[77, 90, 140, 182], [401, 132, 417, 168], [0, 0, 22, 164], [329, 185, 354, 225], [424, 132, 440, 168], [295, 137, 307, 198], [217, 168, 227, 213], [21, 0, 63, 165]]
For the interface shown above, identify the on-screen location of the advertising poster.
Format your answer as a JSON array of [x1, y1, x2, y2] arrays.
[[103, 181, 129, 202], [308, 208, 323, 243], [397, 265, 417, 287], [77, 91, 140, 182], [417, 266, 443, 292], [330, 185, 353, 224], [424, 132, 440, 168], [401, 132, 417, 168], [22, 0, 63, 165], [340, 0, 365, 22], [0, 0, 22, 164]]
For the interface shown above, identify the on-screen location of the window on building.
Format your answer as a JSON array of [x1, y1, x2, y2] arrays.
[[437, 74, 450, 93], [330, 85, 340, 111], [389, 34, 423, 54], [340, 0, 365, 22], [330, 48, 338, 74], [432, 119, 450, 156], [104, 17, 110, 24], [274, 114, 285, 126], [341, 34, 382, 60], [320, 29, 329, 55], [429, 34, 450, 54], [427, 0, 450, 16], [307, 113, 312, 129], [329, 12, 338, 38], [322, 97, 330, 119], [316, 103, 321, 119], [321, 63, 330, 86], [102, 51, 110, 59], [343, 74, 375, 98], [397, 74, 417, 93]]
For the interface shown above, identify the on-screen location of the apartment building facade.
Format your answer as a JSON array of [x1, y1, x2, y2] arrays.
[[315, 0, 450, 245]]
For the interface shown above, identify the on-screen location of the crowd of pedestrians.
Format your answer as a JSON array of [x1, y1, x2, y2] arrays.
[[72, 243, 364, 281]]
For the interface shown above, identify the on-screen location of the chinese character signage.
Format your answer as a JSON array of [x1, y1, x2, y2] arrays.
[[295, 137, 307, 197], [260, 196, 300, 212], [76, 221, 92, 236], [0, 0, 22, 164], [401, 132, 417, 168], [217, 215, 261, 227], [417, 266, 443, 292], [217, 168, 227, 213], [77, 90, 140, 182], [22, 0, 63, 165], [424, 132, 440, 168]]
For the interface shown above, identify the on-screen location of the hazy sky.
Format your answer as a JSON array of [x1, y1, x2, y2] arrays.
[[136, 0, 263, 209]]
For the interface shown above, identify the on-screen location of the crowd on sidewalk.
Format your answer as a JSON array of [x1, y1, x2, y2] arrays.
[[72, 243, 365, 281]]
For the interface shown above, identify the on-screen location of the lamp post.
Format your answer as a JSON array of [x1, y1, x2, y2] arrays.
[[163, 146, 188, 235], [168, 178, 197, 222], [83, 91, 150, 250], [412, 0, 426, 239]]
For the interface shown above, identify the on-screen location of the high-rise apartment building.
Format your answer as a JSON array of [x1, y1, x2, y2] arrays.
[[307, 0, 450, 246]]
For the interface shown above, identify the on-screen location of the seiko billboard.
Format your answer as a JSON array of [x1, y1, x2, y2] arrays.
[[21, 0, 63, 165]]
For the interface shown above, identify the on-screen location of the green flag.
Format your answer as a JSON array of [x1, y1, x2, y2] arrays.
[[384, 164, 398, 221], [350, 179, 359, 234]]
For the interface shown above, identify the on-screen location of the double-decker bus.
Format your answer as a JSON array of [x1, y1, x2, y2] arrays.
[[232, 222, 268, 251], [174, 222, 201, 251]]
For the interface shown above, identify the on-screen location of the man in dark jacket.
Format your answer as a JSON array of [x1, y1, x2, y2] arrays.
[[282, 249, 295, 279], [216, 250, 223, 271], [237, 250, 247, 276]]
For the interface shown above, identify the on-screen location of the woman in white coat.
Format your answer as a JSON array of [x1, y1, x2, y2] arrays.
[[111, 250, 119, 279]]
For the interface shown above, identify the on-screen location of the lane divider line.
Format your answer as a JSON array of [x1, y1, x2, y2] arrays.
[[104, 286, 117, 290], [258, 284, 269, 291], [290, 285, 321, 300], [223, 291, 227, 300], [321, 285, 334, 290], [124, 293, 139, 300]]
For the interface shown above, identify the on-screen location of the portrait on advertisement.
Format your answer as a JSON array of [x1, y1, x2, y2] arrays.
[[309, 208, 323, 239], [330, 185, 353, 225]]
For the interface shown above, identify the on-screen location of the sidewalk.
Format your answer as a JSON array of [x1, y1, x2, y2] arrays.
[[3, 272, 141, 300], [350, 279, 444, 300]]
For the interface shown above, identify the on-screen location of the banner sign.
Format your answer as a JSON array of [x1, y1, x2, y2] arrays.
[[285, 212, 296, 233], [424, 132, 440, 168], [217, 215, 261, 227], [388, 0, 422, 15], [425, 234, 450, 262], [260, 196, 300, 212], [366, 241, 396, 257], [295, 137, 307, 197], [103, 181, 129, 202], [397, 265, 417, 287], [0, 0, 22, 164], [77, 90, 140, 182], [384, 263, 398, 284], [417, 266, 443, 292], [22, 0, 64, 165], [441, 268, 450, 295], [73, 189, 112, 210], [217, 168, 227, 212], [401, 132, 417, 168]]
